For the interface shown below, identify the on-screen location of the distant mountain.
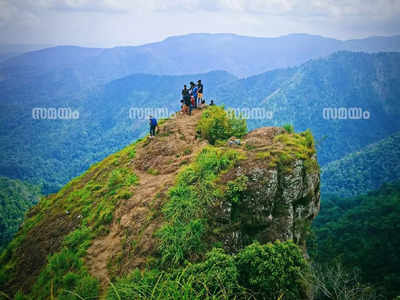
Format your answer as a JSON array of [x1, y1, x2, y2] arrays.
[[321, 131, 400, 197], [214, 51, 400, 165], [0, 44, 53, 62], [2, 33, 400, 83], [0, 176, 40, 249]]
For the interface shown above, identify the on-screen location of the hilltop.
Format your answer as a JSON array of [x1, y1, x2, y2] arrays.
[[0, 106, 320, 299]]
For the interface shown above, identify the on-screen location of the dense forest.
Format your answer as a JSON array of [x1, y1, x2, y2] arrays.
[[321, 131, 400, 196], [0, 176, 40, 249], [310, 181, 400, 299]]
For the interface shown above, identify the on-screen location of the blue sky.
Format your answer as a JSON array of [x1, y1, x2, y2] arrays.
[[1, 0, 399, 47]]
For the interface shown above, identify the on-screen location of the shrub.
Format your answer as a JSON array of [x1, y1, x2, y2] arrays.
[[235, 241, 310, 300], [106, 249, 240, 300], [283, 124, 294, 134], [225, 175, 248, 203], [197, 106, 247, 144], [183, 248, 240, 298], [107, 242, 311, 300]]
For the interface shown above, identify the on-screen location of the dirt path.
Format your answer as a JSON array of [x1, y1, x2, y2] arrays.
[[85, 109, 206, 288]]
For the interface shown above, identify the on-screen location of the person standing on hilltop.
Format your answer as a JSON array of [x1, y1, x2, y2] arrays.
[[197, 80, 203, 107], [149, 115, 158, 138], [182, 84, 191, 115], [188, 81, 196, 111], [192, 82, 198, 109]]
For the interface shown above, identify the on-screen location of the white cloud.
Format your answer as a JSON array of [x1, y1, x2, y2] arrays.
[[0, 0, 399, 46], [0, 0, 40, 29]]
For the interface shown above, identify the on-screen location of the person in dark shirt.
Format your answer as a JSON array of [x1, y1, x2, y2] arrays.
[[197, 80, 203, 107], [182, 85, 191, 115], [209, 100, 215, 106]]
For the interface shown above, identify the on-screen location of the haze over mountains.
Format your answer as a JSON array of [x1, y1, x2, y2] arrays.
[[2, 33, 400, 84], [0, 44, 53, 63]]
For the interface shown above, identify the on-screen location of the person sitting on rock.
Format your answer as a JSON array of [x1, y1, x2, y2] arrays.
[[199, 99, 206, 109]]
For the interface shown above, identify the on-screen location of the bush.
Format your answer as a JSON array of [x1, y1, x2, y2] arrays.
[[283, 124, 294, 133], [183, 248, 239, 298], [235, 241, 310, 300], [197, 106, 247, 144], [106, 249, 240, 300], [107, 242, 311, 300]]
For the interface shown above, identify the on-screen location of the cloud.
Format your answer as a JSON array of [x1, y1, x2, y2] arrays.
[[39, 0, 129, 13], [0, 0, 40, 28], [0, 0, 399, 46]]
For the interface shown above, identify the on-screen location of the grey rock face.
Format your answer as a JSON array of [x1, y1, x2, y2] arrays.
[[213, 128, 320, 253]]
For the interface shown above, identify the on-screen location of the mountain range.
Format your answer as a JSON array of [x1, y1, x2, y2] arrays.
[[2, 33, 400, 84], [1, 50, 400, 195]]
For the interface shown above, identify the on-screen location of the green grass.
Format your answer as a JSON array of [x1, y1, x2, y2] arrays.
[[156, 146, 242, 267], [271, 129, 318, 174]]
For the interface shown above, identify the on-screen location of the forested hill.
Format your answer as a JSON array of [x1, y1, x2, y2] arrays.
[[311, 181, 400, 299], [0, 176, 40, 249], [321, 131, 400, 197]]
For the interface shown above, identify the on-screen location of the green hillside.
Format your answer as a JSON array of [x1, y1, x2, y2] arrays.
[[321, 131, 400, 196], [0, 177, 40, 249]]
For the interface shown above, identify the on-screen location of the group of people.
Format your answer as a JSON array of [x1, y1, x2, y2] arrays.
[[180, 80, 214, 115], [149, 79, 215, 137]]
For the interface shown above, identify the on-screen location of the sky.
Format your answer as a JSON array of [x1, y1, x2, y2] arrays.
[[0, 0, 400, 47]]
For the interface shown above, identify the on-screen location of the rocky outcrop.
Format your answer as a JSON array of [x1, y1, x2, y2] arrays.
[[212, 127, 320, 252]]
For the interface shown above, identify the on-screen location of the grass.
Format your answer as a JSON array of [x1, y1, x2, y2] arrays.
[[156, 146, 242, 267], [147, 168, 160, 176], [267, 129, 319, 174]]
